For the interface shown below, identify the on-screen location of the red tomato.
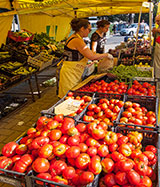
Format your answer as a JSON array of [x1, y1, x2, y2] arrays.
[[0, 156, 13, 171], [145, 145, 157, 154], [16, 144, 27, 155], [127, 169, 140, 185], [36, 116, 48, 130], [76, 123, 86, 133], [53, 114, 64, 122], [134, 154, 148, 165], [65, 146, 80, 158], [49, 129, 62, 141], [108, 143, 118, 152], [13, 154, 33, 173], [119, 144, 132, 157], [36, 173, 51, 185], [87, 147, 97, 157], [101, 158, 114, 173], [88, 104, 97, 111], [31, 136, 50, 150], [89, 158, 102, 175], [98, 145, 109, 157], [118, 159, 134, 172], [134, 161, 148, 176], [59, 135, 69, 144], [111, 151, 125, 162], [79, 171, 94, 185], [38, 144, 53, 158], [53, 144, 66, 157], [47, 120, 59, 130], [75, 153, 90, 170], [32, 157, 50, 173], [62, 166, 75, 179], [104, 131, 118, 145], [61, 117, 75, 134], [143, 151, 155, 161], [117, 136, 128, 146], [92, 128, 105, 140], [131, 149, 142, 159], [2, 142, 18, 157], [137, 176, 152, 187], [86, 138, 100, 148], [50, 176, 68, 186], [49, 160, 67, 176], [115, 171, 128, 185], [104, 173, 116, 186], [67, 135, 80, 146]]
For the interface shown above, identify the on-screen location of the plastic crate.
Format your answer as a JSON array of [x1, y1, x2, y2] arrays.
[[41, 91, 95, 121], [127, 79, 157, 97], [79, 94, 125, 124], [0, 168, 30, 187], [116, 95, 159, 130], [114, 125, 159, 186], [28, 171, 99, 187], [8, 30, 34, 42]]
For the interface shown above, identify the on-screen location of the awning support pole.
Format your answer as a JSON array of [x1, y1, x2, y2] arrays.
[[133, 6, 142, 58]]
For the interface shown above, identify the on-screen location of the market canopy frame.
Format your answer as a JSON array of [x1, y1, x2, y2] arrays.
[[0, 0, 152, 17]]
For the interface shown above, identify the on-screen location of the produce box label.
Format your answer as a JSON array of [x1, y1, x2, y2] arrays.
[[55, 98, 83, 115]]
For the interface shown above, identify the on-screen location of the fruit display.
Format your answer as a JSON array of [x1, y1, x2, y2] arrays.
[[8, 30, 34, 42], [98, 127, 157, 187], [119, 56, 135, 65], [127, 80, 156, 96], [5, 32, 65, 58], [0, 51, 11, 63], [118, 99, 157, 129], [41, 91, 93, 119], [0, 114, 158, 187], [81, 97, 124, 124], [77, 79, 128, 94], [108, 64, 152, 81]]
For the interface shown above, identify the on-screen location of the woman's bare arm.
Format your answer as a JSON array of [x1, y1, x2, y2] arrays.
[[74, 38, 110, 60]]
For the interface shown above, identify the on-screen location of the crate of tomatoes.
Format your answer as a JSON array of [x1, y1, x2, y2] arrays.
[[98, 125, 159, 187], [77, 78, 128, 95], [115, 94, 159, 131], [1, 115, 105, 187], [127, 79, 157, 97], [79, 94, 125, 127], [41, 91, 95, 121]]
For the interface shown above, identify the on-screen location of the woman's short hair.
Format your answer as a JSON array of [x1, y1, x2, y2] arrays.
[[70, 18, 90, 32], [97, 20, 110, 28]]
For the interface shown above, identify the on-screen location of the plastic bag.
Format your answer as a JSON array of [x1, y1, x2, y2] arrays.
[[97, 57, 114, 73]]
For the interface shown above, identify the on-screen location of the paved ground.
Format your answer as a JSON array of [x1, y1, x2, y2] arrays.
[[0, 66, 59, 187]]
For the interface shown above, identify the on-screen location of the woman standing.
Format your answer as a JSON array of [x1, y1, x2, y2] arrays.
[[58, 18, 113, 98], [90, 20, 110, 53]]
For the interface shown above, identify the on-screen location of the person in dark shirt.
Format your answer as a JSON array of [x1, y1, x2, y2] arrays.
[[90, 20, 110, 53]]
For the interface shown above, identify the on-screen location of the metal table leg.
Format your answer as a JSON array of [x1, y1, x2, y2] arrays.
[[28, 78, 35, 102], [34, 73, 41, 98]]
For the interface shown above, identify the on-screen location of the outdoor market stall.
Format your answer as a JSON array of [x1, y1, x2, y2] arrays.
[[0, 0, 159, 187]]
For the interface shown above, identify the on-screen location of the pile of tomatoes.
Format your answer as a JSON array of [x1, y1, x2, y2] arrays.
[[82, 98, 124, 124], [127, 80, 156, 96], [119, 100, 156, 129], [78, 80, 128, 94], [60, 91, 92, 117], [0, 113, 157, 187]]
